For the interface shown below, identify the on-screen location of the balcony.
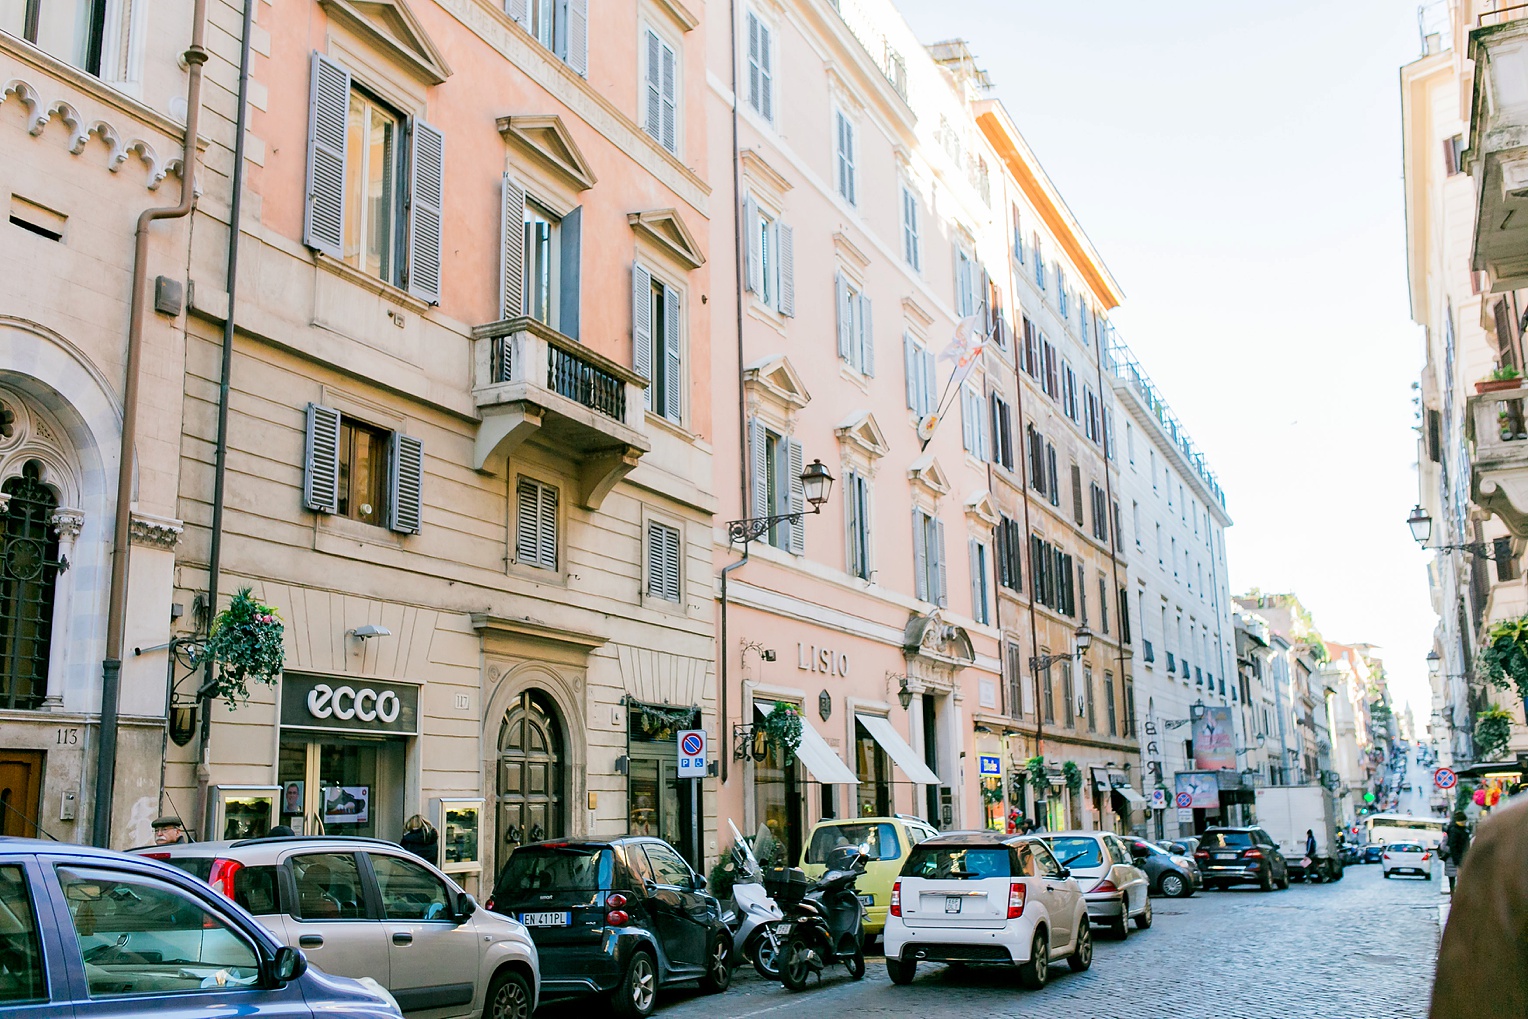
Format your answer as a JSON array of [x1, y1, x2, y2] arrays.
[[1468, 15, 1528, 288], [1469, 382, 1528, 535], [472, 317, 650, 510]]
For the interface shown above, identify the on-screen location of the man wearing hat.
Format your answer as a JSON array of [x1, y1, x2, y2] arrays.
[[152, 816, 190, 845]]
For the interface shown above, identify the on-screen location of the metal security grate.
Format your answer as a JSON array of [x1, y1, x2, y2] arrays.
[[0, 462, 60, 710]]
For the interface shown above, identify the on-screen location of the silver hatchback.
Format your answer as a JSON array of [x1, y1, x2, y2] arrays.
[[136, 835, 539, 1019]]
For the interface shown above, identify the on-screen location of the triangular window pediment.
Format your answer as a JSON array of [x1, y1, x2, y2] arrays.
[[498, 114, 598, 192], [908, 453, 951, 495], [628, 209, 706, 270], [744, 355, 810, 408], [964, 491, 999, 526], [319, 0, 451, 84], [835, 411, 888, 459]]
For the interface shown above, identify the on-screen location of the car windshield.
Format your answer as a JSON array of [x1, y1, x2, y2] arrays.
[[901, 846, 1011, 880], [806, 823, 900, 863], [1200, 831, 1253, 849], [1046, 837, 1103, 868], [494, 845, 612, 899], [1134, 841, 1167, 857], [1389, 843, 1424, 853]]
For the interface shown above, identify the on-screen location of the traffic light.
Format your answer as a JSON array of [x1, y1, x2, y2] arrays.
[[1363, 791, 1375, 803]]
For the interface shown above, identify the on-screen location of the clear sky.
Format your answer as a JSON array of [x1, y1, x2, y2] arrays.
[[893, 0, 1437, 728]]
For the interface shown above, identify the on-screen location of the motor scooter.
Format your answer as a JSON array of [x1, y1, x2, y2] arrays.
[[721, 820, 787, 978], [777, 844, 868, 991]]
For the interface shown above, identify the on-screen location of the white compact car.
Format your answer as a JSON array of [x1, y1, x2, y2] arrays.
[[1041, 831, 1152, 939], [1381, 842, 1433, 879], [882, 833, 1092, 991]]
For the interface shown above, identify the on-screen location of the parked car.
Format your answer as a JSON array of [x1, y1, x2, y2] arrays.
[[1361, 844, 1385, 864], [1039, 831, 1151, 939], [1338, 841, 1360, 866], [1129, 838, 1200, 897], [800, 815, 939, 938], [1381, 842, 1433, 879], [1194, 827, 1289, 891], [137, 835, 538, 1019], [7, 836, 401, 1019], [1159, 837, 1200, 859], [882, 833, 1091, 990], [486, 837, 730, 1018]]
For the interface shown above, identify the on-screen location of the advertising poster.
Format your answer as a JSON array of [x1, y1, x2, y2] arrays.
[[323, 785, 370, 824], [1176, 772, 1220, 809], [1191, 706, 1236, 771]]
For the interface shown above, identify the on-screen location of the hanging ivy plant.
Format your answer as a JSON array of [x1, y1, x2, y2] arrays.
[[1062, 760, 1083, 793], [1026, 755, 1050, 791], [761, 701, 803, 762], [205, 587, 285, 708], [981, 781, 1005, 805], [1481, 615, 1528, 703], [1475, 707, 1515, 762]]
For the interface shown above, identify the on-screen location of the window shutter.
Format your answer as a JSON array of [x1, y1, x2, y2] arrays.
[[777, 222, 795, 316], [1071, 465, 1084, 524], [663, 285, 682, 421], [759, 23, 772, 121], [747, 14, 761, 112], [538, 482, 558, 570], [1427, 409, 1442, 463], [835, 271, 852, 361], [859, 294, 875, 376], [632, 262, 653, 397], [388, 433, 424, 534], [787, 437, 805, 555], [558, 206, 581, 340], [303, 402, 341, 513], [743, 196, 761, 293], [304, 52, 350, 259], [645, 30, 663, 143], [660, 38, 676, 153], [647, 522, 663, 597], [988, 393, 1000, 464], [515, 479, 538, 565], [933, 517, 947, 607], [1443, 136, 1458, 176], [969, 538, 983, 621], [749, 417, 768, 518], [566, 0, 589, 76], [507, 0, 529, 28], [904, 333, 917, 411], [500, 173, 526, 320], [913, 511, 928, 602], [406, 119, 444, 305], [961, 387, 976, 453]]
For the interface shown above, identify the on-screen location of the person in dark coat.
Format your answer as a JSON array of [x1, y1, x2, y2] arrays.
[[1430, 797, 1528, 1019], [1305, 829, 1317, 859], [401, 815, 438, 863], [1442, 811, 1471, 892]]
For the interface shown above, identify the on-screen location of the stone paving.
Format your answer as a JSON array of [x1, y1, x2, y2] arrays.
[[544, 861, 1442, 1019]]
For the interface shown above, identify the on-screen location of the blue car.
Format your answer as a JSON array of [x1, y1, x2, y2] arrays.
[[0, 836, 401, 1019]]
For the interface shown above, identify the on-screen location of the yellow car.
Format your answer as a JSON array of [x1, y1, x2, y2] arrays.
[[799, 815, 940, 938]]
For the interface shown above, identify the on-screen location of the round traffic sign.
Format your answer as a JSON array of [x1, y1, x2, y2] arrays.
[[681, 733, 703, 757], [1434, 767, 1457, 790], [1175, 791, 1193, 809]]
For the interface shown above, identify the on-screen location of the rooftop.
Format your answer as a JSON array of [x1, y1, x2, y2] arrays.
[[1106, 338, 1227, 510]]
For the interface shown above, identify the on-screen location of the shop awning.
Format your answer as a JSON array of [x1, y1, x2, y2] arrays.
[[1090, 767, 1111, 792], [1111, 783, 1147, 806], [854, 713, 940, 785], [757, 706, 859, 785]]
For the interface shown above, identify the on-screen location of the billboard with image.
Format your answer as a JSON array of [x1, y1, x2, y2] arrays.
[[1192, 706, 1236, 771]]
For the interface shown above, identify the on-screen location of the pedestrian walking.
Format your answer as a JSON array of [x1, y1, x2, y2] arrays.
[[401, 814, 438, 863], [1430, 796, 1528, 1019], [1440, 811, 1471, 892], [1305, 828, 1317, 857]]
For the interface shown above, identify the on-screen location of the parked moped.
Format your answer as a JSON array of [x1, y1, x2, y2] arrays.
[[778, 844, 868, 991], [721, 820, 788, 978]]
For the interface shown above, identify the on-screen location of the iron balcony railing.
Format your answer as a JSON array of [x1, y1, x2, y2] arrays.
[[492, 330, 627, 423]]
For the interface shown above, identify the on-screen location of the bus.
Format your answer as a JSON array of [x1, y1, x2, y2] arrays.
[[1363, 813, 1446, 849]]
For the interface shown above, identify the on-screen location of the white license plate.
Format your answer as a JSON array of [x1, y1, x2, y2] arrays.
[[1215, 852, 1235, 860], [519, 911, 571, 927], [945, 896, 961, 914], [858, 894, 874, 907]]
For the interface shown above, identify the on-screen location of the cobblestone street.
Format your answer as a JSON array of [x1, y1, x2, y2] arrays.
[[553, 862, 1441, 1019]]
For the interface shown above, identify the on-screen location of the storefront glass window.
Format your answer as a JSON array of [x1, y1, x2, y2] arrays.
[[982, 778, 1005, 831], [628, 758, 680, 846], [755, 738, 801, 864], [278, 738, 404, 841], [854, 722, 890, 817]]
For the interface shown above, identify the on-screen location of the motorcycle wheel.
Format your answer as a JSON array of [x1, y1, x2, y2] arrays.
[[845, 948, 865, 980], [751, 923, 784, 980], [780, 938, 815, 992]]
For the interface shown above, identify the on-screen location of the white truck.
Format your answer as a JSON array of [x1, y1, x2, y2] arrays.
[[1254, 784, 1344, 882]]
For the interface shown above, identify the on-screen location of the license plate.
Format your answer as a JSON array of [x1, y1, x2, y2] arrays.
[[1215, 852, 1235, 860], [858, 894, 874, 907], [519, 911, 571, 927], [945, 896, 961, 914]]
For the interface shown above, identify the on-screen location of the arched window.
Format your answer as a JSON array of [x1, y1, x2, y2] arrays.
[[0, 462, 61, 710], [497, 689, 564, 848]]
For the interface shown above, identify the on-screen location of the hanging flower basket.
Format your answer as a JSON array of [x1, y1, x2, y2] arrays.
[[981, 781, 1005, 805], [1481, 615, 1528, 704], [1062, 760, 1083, 793], [760, 701, 803, 762], [205, 587, 285, 708], [1026, 755, 1050, 791], [1474, 707, 1514, 762]]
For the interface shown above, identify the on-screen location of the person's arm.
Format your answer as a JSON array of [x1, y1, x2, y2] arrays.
[[1431, 805, 1528, 1018]]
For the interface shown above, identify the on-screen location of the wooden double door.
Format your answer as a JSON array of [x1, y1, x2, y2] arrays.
[[0, 750, 42, 838]]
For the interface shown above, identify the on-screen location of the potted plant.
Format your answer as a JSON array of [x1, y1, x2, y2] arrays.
[[1062, 760, 1083, 793], [760, 701, 803, 762], [1026, 755, 1050, 791], [1474, 706, 1514, 762], [204, 587, 285, 708], [1475, 364, 1524, 394], [1481, 614, 1528, 705]]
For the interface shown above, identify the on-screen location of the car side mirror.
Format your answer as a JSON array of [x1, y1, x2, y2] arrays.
[[692, 873, 707, 891], [456, 893, 478, 922], [1168, 846, 1184, 856], [1057, 868, 1071, 879], [270, 945, 307, 985]]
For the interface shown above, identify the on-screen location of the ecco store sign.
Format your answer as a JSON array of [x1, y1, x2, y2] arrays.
[[281, 674, 420, 736]]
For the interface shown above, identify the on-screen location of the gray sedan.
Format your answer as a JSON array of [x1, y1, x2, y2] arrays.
[[1129, 838, 1200, 897]]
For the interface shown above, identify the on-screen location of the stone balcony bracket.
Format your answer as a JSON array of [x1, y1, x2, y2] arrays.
[[1471, 382, 1528, 538], [471, 317, 650, 511]]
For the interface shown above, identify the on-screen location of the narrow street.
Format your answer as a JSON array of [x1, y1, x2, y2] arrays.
[[568, 864, 1441, 1019]]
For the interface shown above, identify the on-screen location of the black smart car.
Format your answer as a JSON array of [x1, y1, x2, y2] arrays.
[[486, 837, 731, 1017], [1194, 826, 1290, 891]]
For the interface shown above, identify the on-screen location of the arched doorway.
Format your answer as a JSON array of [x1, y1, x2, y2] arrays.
[[1, 461, 61, 711], [497, 690, 564, 850]]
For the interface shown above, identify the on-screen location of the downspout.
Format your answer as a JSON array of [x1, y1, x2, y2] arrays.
[[195, 0, 256, 833], [721, 0, 748, 785], [719, 548, 750, 785], [1011, 332, 1043, 761], [94, 0, 209, 848]]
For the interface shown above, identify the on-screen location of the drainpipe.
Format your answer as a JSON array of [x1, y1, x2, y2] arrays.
[[719, 547, 750, 784], [195, 0, 256, 836], [94, 0, 208, 848]]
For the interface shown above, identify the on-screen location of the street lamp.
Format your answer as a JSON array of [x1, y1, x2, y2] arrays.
[[726, 459, 835, 546], [1426, 650, 1440, 677], [1407, 505, 1431, 544], [1405, 506, 1511, 559]]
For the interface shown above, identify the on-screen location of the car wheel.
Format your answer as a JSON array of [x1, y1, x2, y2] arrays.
[[611, 950, 657, 1019], [1110, 906, 1129, 940], [780, 937, 814, 992], [1275, 870, 1290, 891], [1259, 868, 1274, 893], [752, 923, 784, 979], [486, 968, 533, 1019], [886, 957, 916, 985], [1425, 870, 1434, 881], [1133, 897, 1153, 930], [845, 948, 865, 981], [1383, 869, 1392, 879], [1017, 928, 1049, 990], [699, 934, 732, 994], [1067, 920, 1093, 973], [1159, 872, 1186, 898]]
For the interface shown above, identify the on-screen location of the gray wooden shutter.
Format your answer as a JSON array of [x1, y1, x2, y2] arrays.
[[388, 432, 424, 534], [904, 333, 917, 410], [646, 522, 662, 597], [566, 0, 588, 76], [558, 206, 581, 340], [303, 402, 341, 513], [920, 347, 934, 414], [304, 52, 350, 259], [632, 262, 653, 401], [663, 286, 682, 421], [515, 479, 538, 565], [749, 417, 768, 518], [759, 22, 772, 121], [660, 38, 676, 152], [859, 294, 875, 376], [747, 13, 761, 112], [1072, 465, 1084, 525], [539, 483, 558, 569], [743, 196, 761, 293], [787, 437, 805, 555], [912, 510, 928, 602], [507, 0, 529, 28], [500, 173, 526, 319], [645, 30, 663, 141], [835, 271, 852, 361], [934, 517, 947, 606], [778, 223, 795, 316], [406, 119, 444, 304], [969, 538, 982, 621], [961, 387, 976, 453]]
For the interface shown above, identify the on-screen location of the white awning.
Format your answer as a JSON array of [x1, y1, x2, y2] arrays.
[[854, 713, 941, 785], [758, 706, 859, 785], [1111, 783, 1147, 806]]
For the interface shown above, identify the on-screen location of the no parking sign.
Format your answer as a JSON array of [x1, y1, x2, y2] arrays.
[[1434, 767, 1457, 790], [677, 729, 707, 777], [1175, 791, 1193, 809]]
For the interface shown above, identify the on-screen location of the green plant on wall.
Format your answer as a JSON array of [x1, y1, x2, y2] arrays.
[[1475, 707, 1515, 762], [761, 701, 803, 762], [1481, 615, 1528, 704], [205, 587, 285, 708], [1026, 756, 1049, 792], [1062, 760, 1083, 793]]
